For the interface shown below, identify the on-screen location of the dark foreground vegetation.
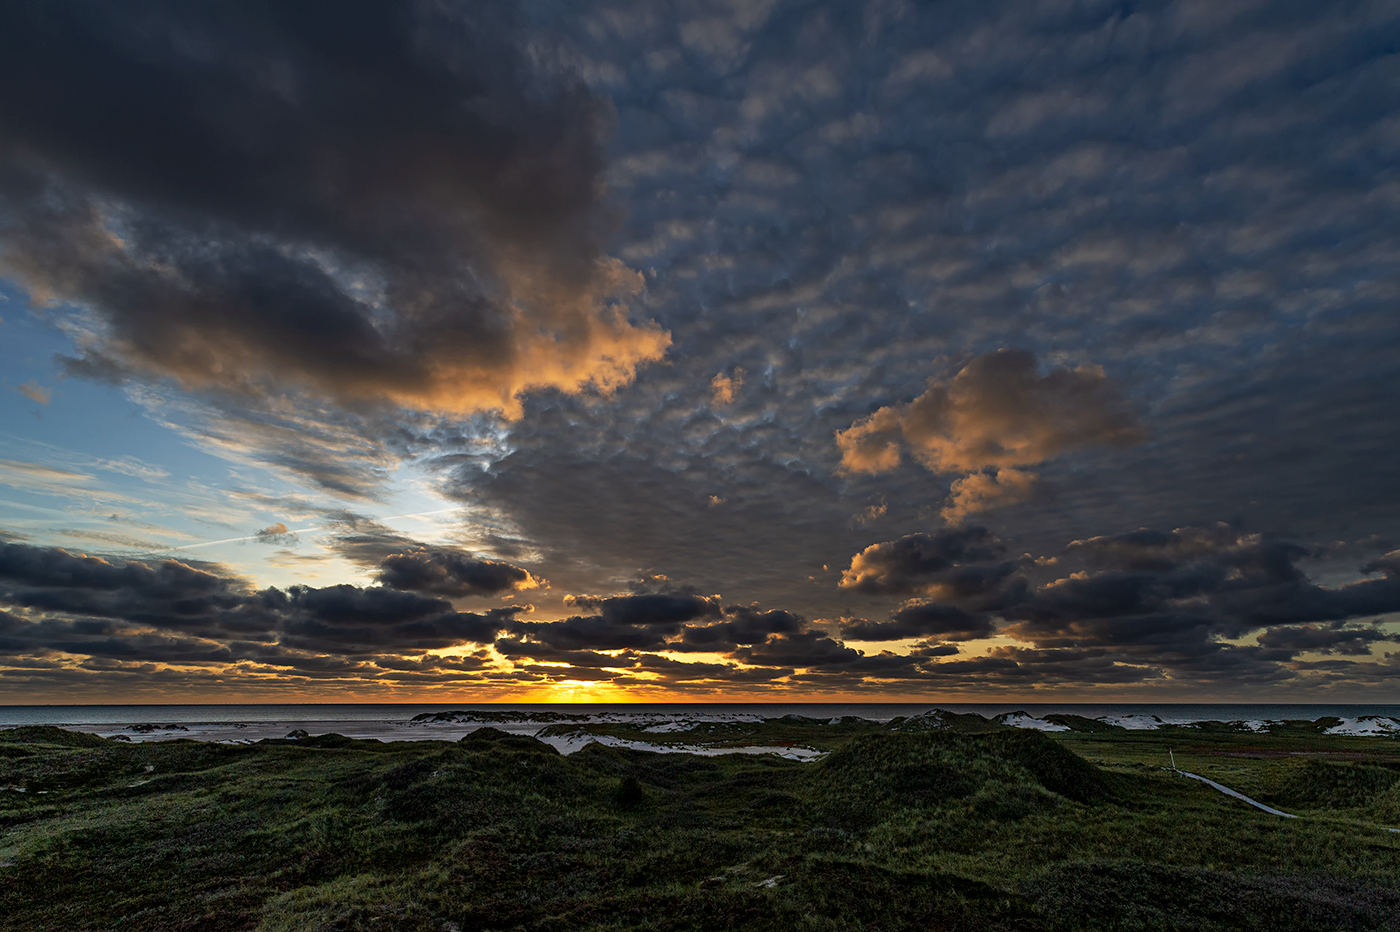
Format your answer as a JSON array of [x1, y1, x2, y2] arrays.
[[1, 720, 1399, 931]]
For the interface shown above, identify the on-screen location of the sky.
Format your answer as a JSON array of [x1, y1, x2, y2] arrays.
[[2, 0, 1399, 703]]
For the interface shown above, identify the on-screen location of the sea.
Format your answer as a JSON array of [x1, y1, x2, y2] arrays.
[[3, 703, 1400, 749]]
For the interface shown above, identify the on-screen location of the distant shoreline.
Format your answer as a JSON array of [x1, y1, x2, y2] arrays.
[[5, 704, 1398, 746]]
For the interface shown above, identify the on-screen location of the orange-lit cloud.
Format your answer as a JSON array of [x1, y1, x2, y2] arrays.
[[710, 367, 745, 406], [16, 381, 50, 405], [942, 468, 1042, 523], [254, 523, 297, 546], [837, 350, 1142, 519]]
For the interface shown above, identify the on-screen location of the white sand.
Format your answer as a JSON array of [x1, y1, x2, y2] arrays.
[[1323, 716, 1400, 737], [537, 731, 826, 761], [998, 713, 1070, 732], [1098, 714, 1167, 730]]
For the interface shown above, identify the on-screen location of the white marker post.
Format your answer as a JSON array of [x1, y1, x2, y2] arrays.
[[1169, 749, 1177, 772]]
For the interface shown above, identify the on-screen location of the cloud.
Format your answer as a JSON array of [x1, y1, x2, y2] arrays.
[[729, 629, 918, 674], [311, 513, 540, 599], [1362, 550, 1400, 577], [564, 590, 721, 625], [377, 548, 540, 599], [135, 392, 406, 500], [505, 590, 721, 652], [851, 500, 887, 527], [501, 592, 811, 663], [836, 350, 1142, 518], [275, 586, 518, 655], [16, 381, 49, 405], [673, 606, 804, 650], [506, 614, 676, 652], [1001, 527, 1400, 674], [0, 459, 99, 496], [0, 1, 668, 420], [253, 523, 297, 546], [628, 653, 793, 686], [838, 527, 1016, 598], [1255, 623, 1395, 656], [837, 350, 1143, 475], [0, 541, 520, 663], [840, 601, 995, 643], [942, 468, 1044, 524], [1068, 525, 1247, 572], [496, 593, 920, 679], [710, 368, 744, 405], [316, 514, 434, 568]]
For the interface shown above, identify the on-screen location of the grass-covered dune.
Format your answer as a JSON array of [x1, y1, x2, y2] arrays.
[[1, 724, 1399, 931]]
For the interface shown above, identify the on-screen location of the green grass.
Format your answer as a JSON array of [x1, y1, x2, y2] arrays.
[[0, 723, 1398, 931]]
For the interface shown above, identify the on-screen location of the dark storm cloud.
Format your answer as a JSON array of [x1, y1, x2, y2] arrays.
[[377, 549, 539, 598], [5, 0, 1400, 704], [838, 527, 1014, 597], [673, 606, 804, 650], [565, 591, 720, 625], [840, 601, 996, 643], [0, 541, 278, 637], [1068, 525, 1245, 572], [277, 585, 459, 627], [628, 654, 794, 685], [0, 542, 518, 664], [728, 629, 917, 674], [0, 0, 667, 417], [0, 610, 235, 663], [277, 588, 518, 655], [500, 588, 723, 652], [0, 541, 227, 595], [497, 598, 815, 668], [933, 647, 1167, 688], [310, 511, 542, 598], [493, 639, 638, 668], [505, 614, 676, 651], [1002, 527, 1400, 672], [1256, 623, 1396, 656]]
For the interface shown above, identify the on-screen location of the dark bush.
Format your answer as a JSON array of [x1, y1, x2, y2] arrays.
[[613, 774, 648, 810]]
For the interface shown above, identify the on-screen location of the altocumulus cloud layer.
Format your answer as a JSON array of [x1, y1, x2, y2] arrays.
[[1, 0, 1399, 698]]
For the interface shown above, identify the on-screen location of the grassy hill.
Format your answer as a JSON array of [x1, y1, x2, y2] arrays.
[[1, 723, 1398, 930]]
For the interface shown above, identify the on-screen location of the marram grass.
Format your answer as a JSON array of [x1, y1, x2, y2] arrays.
[[1, 722, 1398, 931]]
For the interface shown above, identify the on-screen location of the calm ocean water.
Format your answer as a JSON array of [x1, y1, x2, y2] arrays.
[[4, 702, 1400, 727]]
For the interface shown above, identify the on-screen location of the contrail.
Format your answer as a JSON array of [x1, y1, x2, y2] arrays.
[[154, 527, 323, 552], [139, 508, 461, 556]]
